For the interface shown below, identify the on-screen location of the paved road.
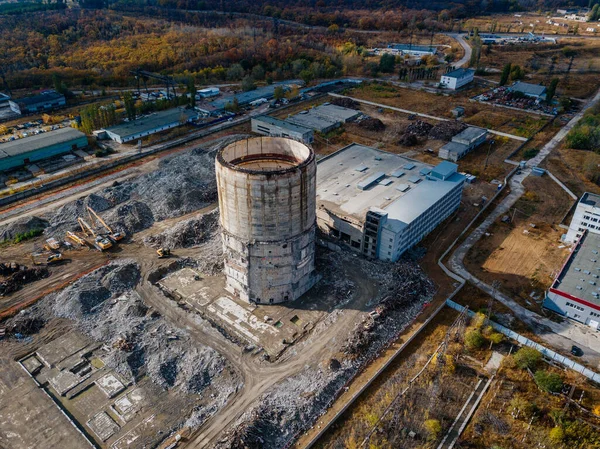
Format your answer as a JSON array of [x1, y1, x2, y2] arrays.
[[447, 86, 600, 369], [328, 93, 528, 142], [445, 33, 472, 68]]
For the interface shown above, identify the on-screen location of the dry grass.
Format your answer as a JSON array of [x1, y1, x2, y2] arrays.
[[465, 175, 574, 314]]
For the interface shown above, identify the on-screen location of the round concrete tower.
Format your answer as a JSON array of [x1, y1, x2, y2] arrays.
[[215, 137, 317, 304]]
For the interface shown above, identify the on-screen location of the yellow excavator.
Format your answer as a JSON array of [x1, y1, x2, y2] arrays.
[[66, 231, 87, 247], [87, 206, 124, 243], [156, 248, 171, 258], [78, 217, 113, 251]]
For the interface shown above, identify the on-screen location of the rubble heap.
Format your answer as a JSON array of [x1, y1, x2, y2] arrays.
[[143, 209, 219, 249], [428, 120, 468, 141]]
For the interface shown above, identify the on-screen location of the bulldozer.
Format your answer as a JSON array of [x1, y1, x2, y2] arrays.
[[156, 248, 171, 258], [87, 206, 124, 243], [78, 217, 112, 251]]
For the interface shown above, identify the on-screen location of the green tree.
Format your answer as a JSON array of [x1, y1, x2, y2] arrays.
[[513, 347, 541, 370], [226, 63, 244, 81], [499, 63, 511, 86], [546, 78, 559, 104], [251, 65, 265, 81], [488, 332, 504, 345], [273, 85, 285, 100], [299, 69, 314, 85], [241, 76, 256, 92], [534, 370, 563, 393], [224, 97, 240, 113], [187, 78, 197, 108], [465, 329, 485, 350], [122, 91, 136, 121], [379, 53, 396, 73], [510, 65, 525, 81]]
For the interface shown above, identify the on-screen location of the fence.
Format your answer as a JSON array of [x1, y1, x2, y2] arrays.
[[446, 299, 600, 384]]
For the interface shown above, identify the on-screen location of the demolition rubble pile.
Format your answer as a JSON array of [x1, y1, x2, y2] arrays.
[[428, 120, 468, 141], [38, 136, 247, 238], [405, 120, 433, 137], [0, 216, 49, 242], [216, 252, 435, 449], [143, 209, 219, 249], [330, 97, 360, 109], [9, 260, 236, 397], [0, 266, 49, 296], [358, 117, 386, 131]]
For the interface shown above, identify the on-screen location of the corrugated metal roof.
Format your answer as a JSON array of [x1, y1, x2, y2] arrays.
[[511, 81, 547, 97], [253, 115, 312, 134], [105, 108, 197, 139], [0, 127, 86, 159]]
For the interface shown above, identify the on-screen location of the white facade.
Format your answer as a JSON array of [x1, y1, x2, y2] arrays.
[[440, 69, 475, 90], [565, 192, 600, 243], [251, 116, 314, 144], [197, 87, 220, 98], [316, 145, 465, 262]]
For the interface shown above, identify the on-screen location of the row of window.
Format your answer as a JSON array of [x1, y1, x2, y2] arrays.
[[566, 301, 585, 312]]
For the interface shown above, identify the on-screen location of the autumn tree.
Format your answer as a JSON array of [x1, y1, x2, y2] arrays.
[[534, 370, 563, 393], [122, 91, 136, 121], [513, 347, 541, 370], [273, 85, 285, 100]]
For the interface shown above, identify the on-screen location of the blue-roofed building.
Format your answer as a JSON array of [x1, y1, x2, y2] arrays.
[[510, 81, 547, 100], [316, 144, 465, 261]]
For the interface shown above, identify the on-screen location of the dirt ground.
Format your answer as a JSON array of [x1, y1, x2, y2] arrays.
[[464, 175, 574, 314], [541, 144, 600, 198]]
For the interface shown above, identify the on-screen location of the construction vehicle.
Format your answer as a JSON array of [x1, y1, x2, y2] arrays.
[[78, 217, 112, 251], [66, 231, 87, 247], [86, 206, 124, 242], [46, 253, 63, 264], [157, 248, 171, 258], [44, 238, 60, 251]]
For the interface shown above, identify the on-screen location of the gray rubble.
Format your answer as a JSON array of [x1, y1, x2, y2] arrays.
[[143, 209, 219, 249], [0, 216, 49, 241]]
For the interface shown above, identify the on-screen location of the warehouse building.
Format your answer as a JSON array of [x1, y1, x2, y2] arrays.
[[509, 81, 547, 100], [544, 231, 600, 329], [0, 127, 87, 172], [9, 90, 66, 115], [564, 192, 600, 243], [197, 87, 220, 99], [439, 68, 475, 90], [312, 104, 361, 123], [316, 144, 465, 261], [439, 127, 487, 162], [386, 44, 436, 56], [104, 107, 198, 144], [286, 110, 339, 134], [251, 116, 314, 144]]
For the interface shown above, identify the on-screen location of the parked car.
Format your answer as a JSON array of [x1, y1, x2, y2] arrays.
[[571, 345, 583, 357]]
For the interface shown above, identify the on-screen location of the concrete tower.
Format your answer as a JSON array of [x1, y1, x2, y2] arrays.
[[215, 137, 317, 304]]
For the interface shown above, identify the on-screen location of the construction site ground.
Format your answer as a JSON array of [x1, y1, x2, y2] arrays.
[[464, 175, 575, 315]]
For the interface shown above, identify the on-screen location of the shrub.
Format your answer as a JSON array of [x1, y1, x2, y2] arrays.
[[465, 329, 485, 350], [513, 347, 541, 370], [11, 228, 44, 244], [488, 332, 504, 345], [534, 370, 563, 393], [523, 148, 539, 159], [549, 426, 565, 443], [424, 419, 442, 439]]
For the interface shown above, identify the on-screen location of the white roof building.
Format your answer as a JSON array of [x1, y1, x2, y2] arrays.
[[565, 192, 600, 243], [316, 144, 465, 261]]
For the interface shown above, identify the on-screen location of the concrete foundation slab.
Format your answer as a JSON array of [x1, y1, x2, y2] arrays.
[[87, 411, 120, 442], [21, 355, 43, 375], [96, 373, 125, 398]]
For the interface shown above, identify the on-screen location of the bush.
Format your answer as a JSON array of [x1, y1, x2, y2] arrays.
[[534, 370, 563, 393], [513, 347, 541, 370], [424, 419, 442, 439], [11, 228, 44, 244], [488, 332, 504, 345], [465, 329, 485, 350], [549, 426, 565, 443], [523, 148, 539, 159]]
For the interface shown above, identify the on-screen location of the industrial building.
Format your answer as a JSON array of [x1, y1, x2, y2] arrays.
[[251, 116, 314, 144], [286, 111, 339, 134], [316, 144, 465, 261], [509, 81, 547, 100], [564, 192, 600, 243], [544, 231, 600, 329], [312, 104, 361, 123], [9, 90, 66, 115], [104, 107, 198, 144], [207, 82, 296, 112], [215, 137, 317, 304], [386, 44, 436, 56], [0, 127, 87, 172], [197, 87, 220, 99], [438, 127, 488, 162], [439, 68, 475, 90]]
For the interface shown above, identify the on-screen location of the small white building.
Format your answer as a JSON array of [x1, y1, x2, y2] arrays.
[[439, 68, 475, 90], [564, 192, 600, 243]]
